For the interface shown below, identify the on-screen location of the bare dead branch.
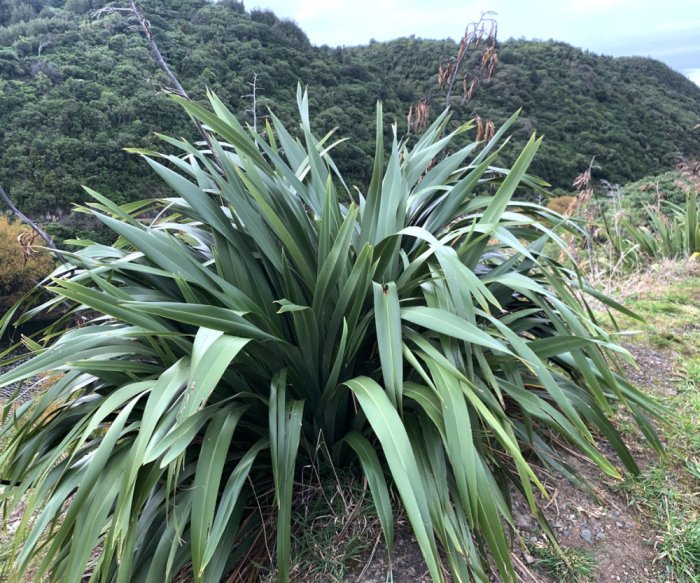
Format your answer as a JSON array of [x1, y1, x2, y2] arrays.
[[91, 1, 219, 162], [38, 38, 50, 56], [92, 2, 186, 96], [0, 184, 66, 263], [242, 72, 260, 133], [442, 11, 498, 111]]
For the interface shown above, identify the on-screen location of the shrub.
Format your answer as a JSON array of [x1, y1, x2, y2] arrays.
[[618, 169, 692, 211], [547, 195, 576, 215], [605, 190, 700, 270], [0, 89, 664, 583], [0, 215, 54, 313]]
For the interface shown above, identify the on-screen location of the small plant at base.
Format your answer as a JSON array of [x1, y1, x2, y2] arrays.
[[279, 467, 380, 582], [531, 544, 595, 583], [657, 515, 700, 581], [614, 467, 699, 581], [0, 87, 664, 583]]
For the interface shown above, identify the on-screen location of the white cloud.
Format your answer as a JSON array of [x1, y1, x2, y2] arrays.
[[657, 18, 700, 32], [570, 0, 634, 12], [686, 68, 700, 85], [644, 43, 700, 57], [293, 0, 343, 22]]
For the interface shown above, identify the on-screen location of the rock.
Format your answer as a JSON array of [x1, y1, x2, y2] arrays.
[[580, 529, 593, 543], [514, 513, 532, 529], [596, 531, 606, 540]]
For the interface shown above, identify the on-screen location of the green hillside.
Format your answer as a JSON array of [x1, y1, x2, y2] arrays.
[[1, 0, 699, 223], [357, 38, 700, 188]]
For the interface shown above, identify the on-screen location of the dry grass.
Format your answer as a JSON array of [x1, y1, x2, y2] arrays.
[[258, 454, 384, 583], [586, 257, 700, 307]]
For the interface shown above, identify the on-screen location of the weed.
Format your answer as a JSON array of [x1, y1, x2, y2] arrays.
[[285, 471, 381, 583], [634, 300, 683, 316], [648, 332, 683, 349], [531, 544, 595, 583], [683, 361, 700, 385], [613, 469, 698, 580], [657, 515, 700, 581], [669, 378, 700, 456], [258, 443, 384, 583]]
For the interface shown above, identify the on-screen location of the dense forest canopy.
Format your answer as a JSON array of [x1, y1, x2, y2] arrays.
[[1, 0, 699, 225]]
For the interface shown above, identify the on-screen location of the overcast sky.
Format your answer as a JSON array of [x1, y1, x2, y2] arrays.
[[247, 0, 700, 84]]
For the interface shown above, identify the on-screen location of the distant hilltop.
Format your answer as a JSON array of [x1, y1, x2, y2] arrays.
[[1, 0, 699, 215]]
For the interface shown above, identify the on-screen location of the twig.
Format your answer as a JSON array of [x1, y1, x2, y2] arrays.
[[441, 11, 498, 113], [409, 12, 498, 136], [357, 531, 383, 580], [38, 38, 50, 56], [91, 1, 220, 161], [247, 475, 274, 565], [0, 184, 65, 263], [92, 2, 186, 97], [243, 72, 259, 133]]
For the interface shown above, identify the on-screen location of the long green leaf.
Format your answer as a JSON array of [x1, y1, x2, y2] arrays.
[[269, 371, 304, 583], [344, 432, 395, 556], [346, 376, 443, 583], [191, 407, 243, 581], [401, 306, 511, 354], [373, 281, 403, 409]]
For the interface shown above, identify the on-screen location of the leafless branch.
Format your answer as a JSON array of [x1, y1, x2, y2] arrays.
[[38, 38, 50, 56], [91, 1, 219, 161], [92, 2, 187, 96], [242, 72, 259, 133], [441, 11, 498, 112], [0, 184, 65, 263]]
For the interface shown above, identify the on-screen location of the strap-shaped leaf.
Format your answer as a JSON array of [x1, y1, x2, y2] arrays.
[[191, 407, 243, 582], [345, 432, 395, 555], [346, 376, 443, 583], [373, 281, 403, 409], [184, 331, 249, 416], [203, 438, 269, 569], [401, 306, 511, 354], [269, 370, 304, 583]]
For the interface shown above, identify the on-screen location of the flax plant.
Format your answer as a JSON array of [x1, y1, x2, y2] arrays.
[[0, 88, 664, 583]]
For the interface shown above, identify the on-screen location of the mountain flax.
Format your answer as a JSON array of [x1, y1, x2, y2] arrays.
[[0, 87, 664, 583]]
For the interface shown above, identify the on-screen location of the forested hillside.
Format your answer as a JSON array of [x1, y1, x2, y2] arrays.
[[1, 0, 699, 225]]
